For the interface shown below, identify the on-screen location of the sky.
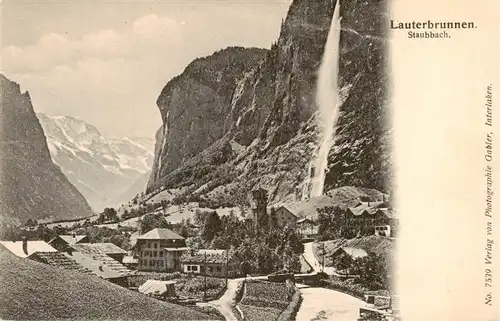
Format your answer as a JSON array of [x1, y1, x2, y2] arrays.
[[1, 0, 291, 138]]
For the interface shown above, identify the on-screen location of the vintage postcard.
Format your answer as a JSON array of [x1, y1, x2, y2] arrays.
[[0, 0, 498, 320]]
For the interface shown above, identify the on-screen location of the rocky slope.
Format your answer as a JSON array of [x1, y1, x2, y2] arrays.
[[147, 0, 391, 207], [149, 46, 267, 184], [0, 75, 93, 224], [37, 113, 155, 211]]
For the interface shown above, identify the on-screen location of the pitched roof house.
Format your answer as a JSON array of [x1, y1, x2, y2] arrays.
[[181, 249, 237, 278], [67, 245, 134, 286], [48, 234, 89, 252], [133, 228, 188, 272], [72, 243, 127, 263], [273, 206, 299, 228], [27, 251, 93, 274], [0, 240, 57, 258], [139, 280, 177, 298], [137, 228, 185, 241], [346, 202, 397, 236]]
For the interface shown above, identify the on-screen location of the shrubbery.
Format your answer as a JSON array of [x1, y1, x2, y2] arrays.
[[276, 287, 302, 321]]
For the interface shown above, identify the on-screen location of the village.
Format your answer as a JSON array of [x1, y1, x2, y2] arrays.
[[0, 187, 399, 321]]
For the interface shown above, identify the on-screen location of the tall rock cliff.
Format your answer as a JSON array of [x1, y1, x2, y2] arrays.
[[324, 0, 391, 193], [0, 75, 93, 224], [150, 47, 267, 183], [147, 0, 391, 206]]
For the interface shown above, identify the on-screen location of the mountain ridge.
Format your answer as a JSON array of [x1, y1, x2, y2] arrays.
[[37, 113, 155, 211], [0, 74, 94, 224]]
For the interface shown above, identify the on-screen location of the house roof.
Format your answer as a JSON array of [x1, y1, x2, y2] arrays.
[[72, 243, 127, 255], [137, 228, 184, 240], [56, 235, 88, 245], [347, 201, 393, 217], [27, 251, 93, 274], [181, 249, 233, 265], [377, 209, 397, 219], [338, 247, 369, 259], [297, 218, 313, 224], [275, 206, 299, 218], [139, 280, 176, 296], [0, 241, 57, 258], [326, 236, 394, 260], [67, 245, 133, 279]]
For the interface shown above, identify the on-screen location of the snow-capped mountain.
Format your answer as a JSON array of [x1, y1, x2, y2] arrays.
[[37, 113, 154, 211]]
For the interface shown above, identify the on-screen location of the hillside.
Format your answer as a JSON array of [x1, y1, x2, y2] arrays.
[[0, 75, 93, 224], [0, 246, 212, 320], [37, 113, 155, 211], [146, 0, 391, 206]]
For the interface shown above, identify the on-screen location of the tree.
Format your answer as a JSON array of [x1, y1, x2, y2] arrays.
[[108, 234, 131, 250], [140, 214, 170, 234], [210, 236, 229, 249], [99, 208, 118, 223], [121, 209, 130, 220], [193, 210, 205, 226], [201, 211, 222, 243], [316, 206, 346, 240], [281, 244, 301, 273], [186, 235, 203, 249], [358, 253, 388, 290], [332, 251, 354, 275]]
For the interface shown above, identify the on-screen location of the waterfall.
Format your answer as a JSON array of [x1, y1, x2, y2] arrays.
[[309, 0, 341, 198]]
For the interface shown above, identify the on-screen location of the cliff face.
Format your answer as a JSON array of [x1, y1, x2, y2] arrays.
[[147, 0, 391, 206], [0, 75, 93, 224], [324, 0, 391, 193], [151, 47, 267, 182]]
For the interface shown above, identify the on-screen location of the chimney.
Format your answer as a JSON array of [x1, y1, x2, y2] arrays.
[[22, 237, 28, 255]]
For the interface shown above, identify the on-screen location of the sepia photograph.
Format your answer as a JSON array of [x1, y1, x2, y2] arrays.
[[4, 0, 493, 320]]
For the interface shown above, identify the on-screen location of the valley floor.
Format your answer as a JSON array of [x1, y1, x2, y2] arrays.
[[296, 287, 366, 321]]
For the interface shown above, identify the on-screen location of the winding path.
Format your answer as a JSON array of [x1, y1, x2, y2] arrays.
[[197, 279, 241, 320], [197, 275, 267, 320], [302, 242, 336, 275]]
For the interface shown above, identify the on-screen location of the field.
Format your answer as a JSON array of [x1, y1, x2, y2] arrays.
[[0, 246, 211, 320], [240, 281, 291, 309], [238, 304, 282, 321], [237, 280, 294, 320]]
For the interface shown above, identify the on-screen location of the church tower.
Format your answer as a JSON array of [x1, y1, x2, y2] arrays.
[[251, 187, 268, 228]]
